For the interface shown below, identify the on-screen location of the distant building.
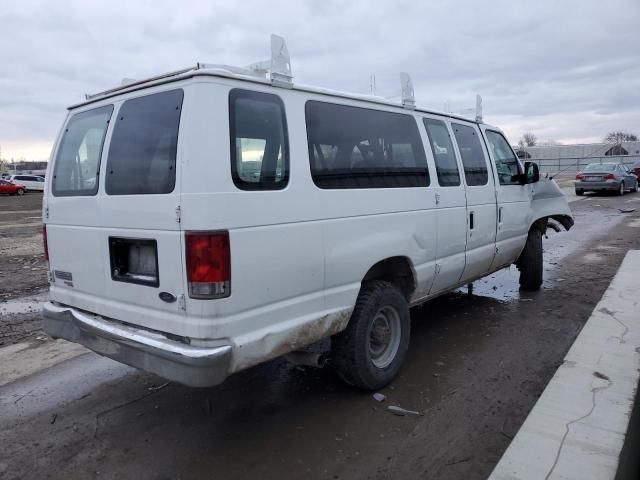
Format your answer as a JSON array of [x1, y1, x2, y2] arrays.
[[6, 161, 48, 176]]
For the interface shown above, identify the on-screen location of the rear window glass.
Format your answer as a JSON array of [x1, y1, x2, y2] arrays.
[[229, 89, 289, 190], [451, 123, 489, 186], [52, 105, 113, 196], [306, 101, 429, 189], [584, 163, 615, 171], [106, 89, 183, 195]]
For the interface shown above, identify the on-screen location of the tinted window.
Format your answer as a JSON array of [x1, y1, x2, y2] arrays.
[[229, 89, 289, 190], [584, 163, 615, 172], [485, 130, 521, 185], [106, 89, 183, 195], [451, 123, 488, 186], [306, 101, 428, 189], [423, 118, 460, 186], [52, 105, 113, 196]]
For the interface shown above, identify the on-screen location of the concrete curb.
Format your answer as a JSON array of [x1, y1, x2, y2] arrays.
[[489, 250, 640, 480]]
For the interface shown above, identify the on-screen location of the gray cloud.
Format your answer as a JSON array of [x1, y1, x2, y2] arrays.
[[1, 0, 639, 159]]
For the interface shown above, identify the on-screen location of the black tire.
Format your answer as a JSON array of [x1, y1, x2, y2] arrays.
[[332, 280, 410, 390], [16, 188, 25, 196], [618, 182, 625, 196], [575, 189, 584, 196], [518, 227, 543, 291]]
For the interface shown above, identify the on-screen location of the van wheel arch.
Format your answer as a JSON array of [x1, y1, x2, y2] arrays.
[[361, 256, 416, 301]]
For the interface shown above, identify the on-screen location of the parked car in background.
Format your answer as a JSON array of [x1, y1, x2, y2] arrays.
[[631, 160, 640, 179], [7, 174, 46, 192], [575, 163, 639, 196], [0, 179, 26, 196]]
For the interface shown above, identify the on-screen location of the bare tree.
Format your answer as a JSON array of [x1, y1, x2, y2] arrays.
[[604, 131, 638, 143], [520, 132, 537, 147]]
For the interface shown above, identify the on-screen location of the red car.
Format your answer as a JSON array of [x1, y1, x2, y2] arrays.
[[0, 179, 26, 195], [632, 161, 640, 179]]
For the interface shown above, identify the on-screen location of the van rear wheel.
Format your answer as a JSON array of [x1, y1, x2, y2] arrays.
[[518, 227, 543, 291], [332, 281, 410, 390]]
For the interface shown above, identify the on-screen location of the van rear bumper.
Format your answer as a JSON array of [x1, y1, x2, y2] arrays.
[[42, 302, 231, 387]]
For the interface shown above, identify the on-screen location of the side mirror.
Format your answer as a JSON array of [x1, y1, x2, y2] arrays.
[[522, 161, 540, 184]]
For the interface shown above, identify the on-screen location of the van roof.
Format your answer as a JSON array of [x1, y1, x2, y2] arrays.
[[69, 63, 484, 126]]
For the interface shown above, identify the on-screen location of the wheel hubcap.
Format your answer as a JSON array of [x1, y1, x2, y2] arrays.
[[368, 305, 401, 369]]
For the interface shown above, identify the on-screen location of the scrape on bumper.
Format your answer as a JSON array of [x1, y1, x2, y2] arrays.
[[42, 302, 231, 387]]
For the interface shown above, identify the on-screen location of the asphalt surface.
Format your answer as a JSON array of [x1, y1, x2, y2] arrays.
[[1, 190, 640, 479]]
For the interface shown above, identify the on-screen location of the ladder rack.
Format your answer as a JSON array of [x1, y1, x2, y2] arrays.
[[82, 33, 482, 121]]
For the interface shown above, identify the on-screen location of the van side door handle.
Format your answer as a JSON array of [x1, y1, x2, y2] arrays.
[[498, 206, 503, 224], [469, 211, 474, 230]]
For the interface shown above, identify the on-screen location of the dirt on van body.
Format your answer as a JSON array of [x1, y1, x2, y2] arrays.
[[1, 191, 640, 480]]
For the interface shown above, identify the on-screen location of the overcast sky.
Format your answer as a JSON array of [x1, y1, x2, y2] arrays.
[[1, 0, 639, 161]]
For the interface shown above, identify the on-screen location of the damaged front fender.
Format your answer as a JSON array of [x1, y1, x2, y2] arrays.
[[530, 178, 574, 231]]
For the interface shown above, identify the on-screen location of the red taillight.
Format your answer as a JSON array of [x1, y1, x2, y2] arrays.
[[42, 225, 49, 262], [185, 231, 230, 299], [575, 173, 584, 180], [605, 173, 615, 180]]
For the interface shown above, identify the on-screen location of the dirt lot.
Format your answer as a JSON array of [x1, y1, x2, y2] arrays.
[[1, 189, 639, 479], [0, 192, 48, 345]]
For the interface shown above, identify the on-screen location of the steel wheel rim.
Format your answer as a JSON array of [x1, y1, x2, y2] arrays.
[[368, 305, 401, 369]]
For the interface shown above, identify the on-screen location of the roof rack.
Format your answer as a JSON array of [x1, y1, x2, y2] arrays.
[[83, 34, 424, 112]]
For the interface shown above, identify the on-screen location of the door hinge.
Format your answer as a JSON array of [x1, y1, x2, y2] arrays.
[[178, 294, 186, 311], [435, 193, 441, 205], [495, 246, 499, 254], [435, 263, 441, 274], [44, 206, 50, 219], [175, 205, 181, 224]]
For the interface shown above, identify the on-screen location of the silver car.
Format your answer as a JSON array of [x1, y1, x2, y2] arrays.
[[575, 162, 639, 196]]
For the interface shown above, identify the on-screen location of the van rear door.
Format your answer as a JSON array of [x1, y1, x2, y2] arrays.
[[46, 88, 187, 335]]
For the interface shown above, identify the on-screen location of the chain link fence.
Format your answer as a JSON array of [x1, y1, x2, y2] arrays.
[[533, 155, 640, 176]]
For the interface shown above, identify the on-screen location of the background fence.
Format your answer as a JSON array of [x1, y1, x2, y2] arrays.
[[533, 155, 640, 175]]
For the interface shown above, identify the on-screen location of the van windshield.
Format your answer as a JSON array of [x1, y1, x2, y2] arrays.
[[52, 105, 113, 196]]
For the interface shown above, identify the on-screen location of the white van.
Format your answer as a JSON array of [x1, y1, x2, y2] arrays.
[[43, 36, 573, 390], [9, 174, 46, 192]]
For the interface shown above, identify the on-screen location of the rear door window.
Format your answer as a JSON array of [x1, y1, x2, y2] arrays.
[[451, 123, 489, 186], [229, 89, 289, 190], [52, 105, 114, 197], [106, 89, 183, 195], [423, 118, 460, 186]]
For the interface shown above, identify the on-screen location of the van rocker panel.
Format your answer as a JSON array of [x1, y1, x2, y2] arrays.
[[42, 302, 231, 387]]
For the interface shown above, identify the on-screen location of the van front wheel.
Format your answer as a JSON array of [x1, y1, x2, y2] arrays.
[[518, 227, 543, 291], [332, 281, 410, 390]]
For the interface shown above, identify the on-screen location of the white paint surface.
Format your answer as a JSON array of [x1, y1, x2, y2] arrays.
[[489, 250, 640, 480]]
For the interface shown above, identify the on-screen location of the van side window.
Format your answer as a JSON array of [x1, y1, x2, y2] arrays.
[[229, 89, 289, 190], [423, 119, 460, 186], [52, 105, 114, 197], [451, 123, 489, 186], [484, 130, 522, 185], [305, 101, 429, 189], [106, 89, 183, 195]]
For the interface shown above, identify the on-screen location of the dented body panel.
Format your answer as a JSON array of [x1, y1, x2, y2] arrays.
[[530, 178, 575, 231]]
